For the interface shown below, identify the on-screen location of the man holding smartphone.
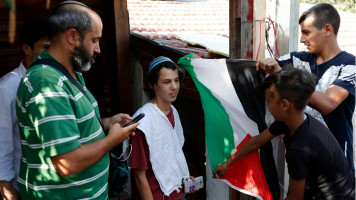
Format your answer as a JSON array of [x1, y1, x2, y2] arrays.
[[15, 2, 138, 199]]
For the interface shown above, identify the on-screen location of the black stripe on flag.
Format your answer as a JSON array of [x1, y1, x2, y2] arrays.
[[226, 60, 280, 200]]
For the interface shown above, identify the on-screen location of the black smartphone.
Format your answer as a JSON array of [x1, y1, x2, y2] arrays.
[[123, 113, 145, 127]]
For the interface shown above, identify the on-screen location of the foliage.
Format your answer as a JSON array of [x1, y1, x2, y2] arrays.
[[300, 0, 356, 13]]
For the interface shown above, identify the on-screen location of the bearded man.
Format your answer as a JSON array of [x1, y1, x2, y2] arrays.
[[15, 1, 138, 199]]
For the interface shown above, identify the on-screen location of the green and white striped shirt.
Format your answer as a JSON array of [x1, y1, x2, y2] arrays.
[[16, 51, 109, 199]]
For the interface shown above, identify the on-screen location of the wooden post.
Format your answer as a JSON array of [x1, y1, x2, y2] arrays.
[[275, 0, 299, 55], [240, 0, 254, 59], [253, 0, 266, 60], [229, 0, 241, 59], [230, 0, 264, 60], [113, 0, 132, 114]]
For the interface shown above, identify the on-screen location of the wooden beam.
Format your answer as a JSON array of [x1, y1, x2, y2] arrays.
[[253, 0, 266, 60], [113, 0, 132, 114], [229, 0, 241, 59], [230, 0, 260, 60], [276, 0, 299, 55], [240, 0, 254, 59]]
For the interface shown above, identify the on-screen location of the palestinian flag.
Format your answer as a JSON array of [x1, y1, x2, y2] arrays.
[[178, 54, 279, 200]]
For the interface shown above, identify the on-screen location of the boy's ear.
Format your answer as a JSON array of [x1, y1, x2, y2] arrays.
[[323, 24, 333, 37], [22, 43, 32, 56], [281, 99, 290, 111]]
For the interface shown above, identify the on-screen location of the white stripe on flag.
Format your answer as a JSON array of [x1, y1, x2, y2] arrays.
[[190, 59, 260, 146]]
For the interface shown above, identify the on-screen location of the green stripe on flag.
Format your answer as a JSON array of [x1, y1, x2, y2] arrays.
[[178, 54, 235, 171]]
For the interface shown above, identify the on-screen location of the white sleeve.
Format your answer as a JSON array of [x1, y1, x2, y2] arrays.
[[0, 87, 17, 181]]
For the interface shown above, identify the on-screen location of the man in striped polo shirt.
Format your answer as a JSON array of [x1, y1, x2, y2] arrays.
[[15, 1, 138, 199]]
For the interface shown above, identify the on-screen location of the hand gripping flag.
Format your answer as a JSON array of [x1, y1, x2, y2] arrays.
[[178, 54, 279, 200]]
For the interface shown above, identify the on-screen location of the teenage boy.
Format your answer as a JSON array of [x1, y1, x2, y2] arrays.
[[130, 56, 197, 200], [213, 68, 355, 199], [257, 3, 355, 170]]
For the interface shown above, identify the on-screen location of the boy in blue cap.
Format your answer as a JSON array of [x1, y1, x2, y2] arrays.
[[130, 56, 198, 200]]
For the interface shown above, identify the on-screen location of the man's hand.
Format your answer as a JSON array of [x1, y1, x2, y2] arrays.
[[256, 58, 282, 74], [102, 113, 132, 132], [212, 162, 228, 178], [107, 122, 138, 144], [0, 181, 21, 200]]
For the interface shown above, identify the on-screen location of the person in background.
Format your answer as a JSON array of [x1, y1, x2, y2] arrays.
[[15, 1, 138, 199], [130, 56, 198, 200], [213, 67, 355, 199], [0, 20, 50, 200], [256, 3, 355, 171]]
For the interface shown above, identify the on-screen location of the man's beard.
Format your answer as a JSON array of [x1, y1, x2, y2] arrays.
[[71, 43, 96, 72]]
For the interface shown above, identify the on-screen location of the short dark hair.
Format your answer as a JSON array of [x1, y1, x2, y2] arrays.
[[262, 67, 316, 111], [146, 59, 185, 99], [48, 1, 93, 39], [299, 3, 340, 36], [19, 20, 50, 49]]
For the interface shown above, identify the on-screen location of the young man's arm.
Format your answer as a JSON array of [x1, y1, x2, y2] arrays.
[[132, 169, 154, 200], [257, 58, 350, 115], [212, 128, 276, 177], [308, 85, 349, 115], [50, 123, 138, 177], [285, 178, 305, 200]]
